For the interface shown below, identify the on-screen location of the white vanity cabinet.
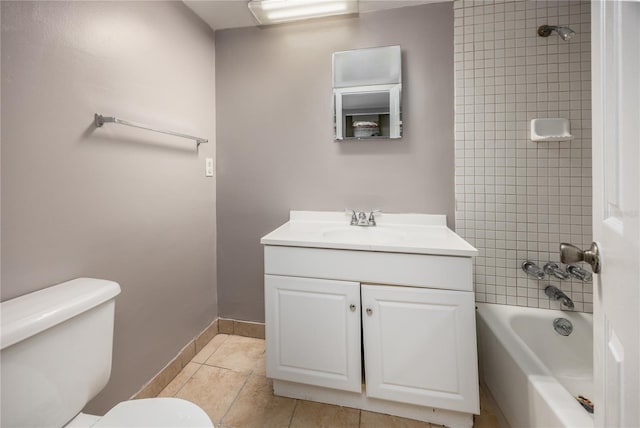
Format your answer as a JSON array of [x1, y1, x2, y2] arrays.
[[361, 284, 478, 413], [261, 211, 479, 428], [264, 275, 362, 393]]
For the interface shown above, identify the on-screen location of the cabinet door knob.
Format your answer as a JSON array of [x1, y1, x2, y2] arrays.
[[350, 304, 356, 312], [366, 308, 373, 316]]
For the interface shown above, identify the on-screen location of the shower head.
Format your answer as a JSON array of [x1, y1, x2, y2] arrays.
[[538, 25, 576, 41]]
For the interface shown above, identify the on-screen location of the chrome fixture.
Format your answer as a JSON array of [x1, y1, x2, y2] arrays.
[[544, 262, 571, 280], [553, 318, 573, 336], [545, 285, 575, 310], [94, 114, 208, 147], [567, 264, 593, 282], [522, 261, 545, 280], [537, 25, 576, 41], [349, 209, 380, 227], [560, 242, 601, 273]]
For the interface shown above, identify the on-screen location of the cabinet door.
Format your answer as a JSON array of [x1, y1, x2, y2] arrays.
[[362, 284, 479, 414], [265, 275, 362, 392]]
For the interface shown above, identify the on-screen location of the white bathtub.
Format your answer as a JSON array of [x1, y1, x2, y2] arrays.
[[476, 303, 594, 428]]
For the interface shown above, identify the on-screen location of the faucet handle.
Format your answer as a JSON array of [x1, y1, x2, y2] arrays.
[[544, 262, 571, 280], [368, 209, 381, 224], [566, 264, 593, 282], [522, 261, 546, 280], [345, 208, 358, 225]]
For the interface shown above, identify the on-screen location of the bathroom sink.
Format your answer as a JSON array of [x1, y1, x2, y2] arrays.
[[260, 211, 478, 257], [321, 226, 408, 244]]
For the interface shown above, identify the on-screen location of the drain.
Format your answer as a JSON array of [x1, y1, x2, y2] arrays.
[[554, 318, 573, 336]]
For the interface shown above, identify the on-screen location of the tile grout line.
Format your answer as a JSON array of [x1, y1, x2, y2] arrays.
[[169, 362, 204, 397], [196, 334, 230, 365], [177, 334, 230, 392], [217, 363, 256, 427], [287, 399, 299, 428], [200, 336, 264, 373]]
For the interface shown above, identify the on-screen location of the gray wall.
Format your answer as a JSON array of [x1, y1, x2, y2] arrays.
[[1, 1, 216, 413], [216, 3, 455, 322]]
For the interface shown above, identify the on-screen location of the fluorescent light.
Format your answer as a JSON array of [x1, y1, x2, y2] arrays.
[[248, 0, 358, 25], [268, 3, 348, 20], [260, 0, 338, 11]]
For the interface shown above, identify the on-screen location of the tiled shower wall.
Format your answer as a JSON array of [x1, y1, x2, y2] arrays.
[[453, 0, 592, 312]]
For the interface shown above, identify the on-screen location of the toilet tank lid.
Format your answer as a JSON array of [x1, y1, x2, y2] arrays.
[[1, 278, 121, 350]]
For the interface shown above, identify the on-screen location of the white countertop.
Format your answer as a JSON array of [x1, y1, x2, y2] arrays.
[[260, 211, 478, 257]]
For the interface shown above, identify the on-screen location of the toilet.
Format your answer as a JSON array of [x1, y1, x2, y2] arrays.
[[0, 278, 213, 428]]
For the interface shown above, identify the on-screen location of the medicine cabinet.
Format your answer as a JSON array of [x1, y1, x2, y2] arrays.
[[333, 45, 402, 141]]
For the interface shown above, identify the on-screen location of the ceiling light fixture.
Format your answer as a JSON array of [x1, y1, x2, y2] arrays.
[[248, 0, 358, 25]]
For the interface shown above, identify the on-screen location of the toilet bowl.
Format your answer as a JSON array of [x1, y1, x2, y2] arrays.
[[0, 278, 213, 428], [66, 398, 213, 428]]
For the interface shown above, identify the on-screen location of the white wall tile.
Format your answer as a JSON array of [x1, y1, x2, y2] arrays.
[[454, 0, 592, 313]]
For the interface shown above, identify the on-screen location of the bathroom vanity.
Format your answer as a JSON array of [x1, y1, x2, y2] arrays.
[[261, 211, 479, 428]]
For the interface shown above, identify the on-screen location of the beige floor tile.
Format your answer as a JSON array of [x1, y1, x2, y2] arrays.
[[253, 353, 267, 376], [175, 365, 248, 423], [360, 411, 431, 428], [479, 386, 497, 416], [205, 335, 265, 374], [473, 414, 500, 428], [192, 334, 229, 364], [178, 342, 196, 368], [222, 375, 296, 428], [134, 358, 183, 399], [290, 400, 360, 428], [233, 321, 266, 339], [195, 320, 219, 354], [219, 318, 234, 334], [157, 362, 201, 397]]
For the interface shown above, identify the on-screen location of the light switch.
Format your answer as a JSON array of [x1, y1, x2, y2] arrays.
[[205, 158, 214, 177]]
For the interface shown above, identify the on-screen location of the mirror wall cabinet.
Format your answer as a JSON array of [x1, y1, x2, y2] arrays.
[[333, 45, 402, 141]]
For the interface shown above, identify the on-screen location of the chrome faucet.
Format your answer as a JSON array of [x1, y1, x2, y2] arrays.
[[545, 285, 575, 310], [566, 264, 593, 282], [544, 262, 570, 280], [522, 261, 545, 280], [348, 209, 380, 227]]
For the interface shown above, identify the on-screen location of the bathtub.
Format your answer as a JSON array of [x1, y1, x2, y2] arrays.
[[476, 303, 594, 428]]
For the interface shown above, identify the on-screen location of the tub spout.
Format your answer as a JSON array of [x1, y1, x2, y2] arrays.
[[544, 285, 574, 310], [559, 296, 575, 310]]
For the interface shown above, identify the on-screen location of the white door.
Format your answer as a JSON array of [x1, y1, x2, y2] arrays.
[[361, 284, 479, 414], [592, 1, 640, 426], [264, 275, 362, 392]]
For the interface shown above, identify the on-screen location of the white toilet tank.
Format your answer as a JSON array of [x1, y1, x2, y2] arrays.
[[1, 278, 121, 428]]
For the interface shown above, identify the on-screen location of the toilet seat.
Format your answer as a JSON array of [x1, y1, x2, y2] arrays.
[[92, 398, 213, 428]]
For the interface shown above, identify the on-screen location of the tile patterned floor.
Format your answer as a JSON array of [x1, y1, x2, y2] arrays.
[[158, 334, 500, 428]]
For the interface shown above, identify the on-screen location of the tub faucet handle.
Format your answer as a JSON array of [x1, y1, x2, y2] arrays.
[[566, 264, 593, 282], [522, 261, 545, 280], [544, 262, 570, 280]]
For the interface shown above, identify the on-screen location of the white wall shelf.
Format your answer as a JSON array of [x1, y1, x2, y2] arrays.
[[530, 118, 574, 142]]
